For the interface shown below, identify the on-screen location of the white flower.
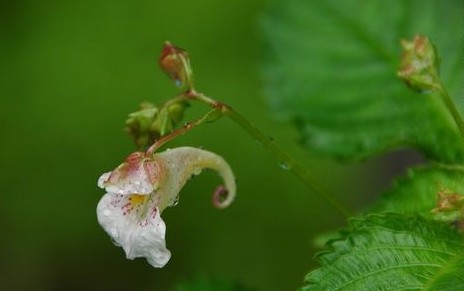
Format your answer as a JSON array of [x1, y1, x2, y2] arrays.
[[97, 147, 236, 268]]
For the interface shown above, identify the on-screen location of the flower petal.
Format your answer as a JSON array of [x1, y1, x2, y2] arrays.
[[154, 147, 236, 211], [98, 152, 164, 196], [96, 192, 171, 268]]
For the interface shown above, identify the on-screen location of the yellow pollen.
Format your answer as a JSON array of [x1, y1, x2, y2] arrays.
[[129, 194, 147, 207]]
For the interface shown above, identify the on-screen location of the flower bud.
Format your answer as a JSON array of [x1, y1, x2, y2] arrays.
[[125, 101, 189, 149], [125, 103, 159, 149], [397, 35, 440, 92], [432, 190, 464, 213], [159, 41, 194, 89], [167, 101, 189, 124], [432, 189, 464, 227]]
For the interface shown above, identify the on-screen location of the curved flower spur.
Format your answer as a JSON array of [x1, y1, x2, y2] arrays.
[[97, 147, 236, 267]]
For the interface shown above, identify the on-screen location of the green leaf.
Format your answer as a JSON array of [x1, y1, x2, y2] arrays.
[[261, 0, 464, 163], [425, 256, 464, 291], [301, 214, 464, 290], [373, 166, 464, 219], [173, 277, 256, 291]]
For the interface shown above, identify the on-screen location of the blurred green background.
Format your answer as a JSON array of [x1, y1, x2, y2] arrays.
[[0, 0, 404, 290]]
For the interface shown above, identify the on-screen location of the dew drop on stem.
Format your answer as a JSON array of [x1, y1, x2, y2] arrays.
[[278, 161, 291, 170]]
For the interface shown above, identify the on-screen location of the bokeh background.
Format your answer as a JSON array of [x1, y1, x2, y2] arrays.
[[0, 1, 417, 290]]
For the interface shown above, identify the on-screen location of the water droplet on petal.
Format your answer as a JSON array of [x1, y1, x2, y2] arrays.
[[192, 167, 202, 175], [172, 196, 180, 206], [103, 209, 111, 217]]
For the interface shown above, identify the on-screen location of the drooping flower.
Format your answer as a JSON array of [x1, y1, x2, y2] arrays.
[[97, 147, 236, 267]]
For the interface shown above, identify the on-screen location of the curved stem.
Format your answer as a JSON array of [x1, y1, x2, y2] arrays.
[[192, 92, 352, 217], [155, 42, 350, 217], [159, 92, 193, 108], [147, 90, 351, 217], [437, 85, 464, 139], [225, 107, 352, 217]]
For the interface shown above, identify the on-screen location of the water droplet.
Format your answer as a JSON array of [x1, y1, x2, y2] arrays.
[[103, 209, 111, 217], [278, 161, 291, 170], [192, 167, 202, 175], [172, 196, 180, 206]]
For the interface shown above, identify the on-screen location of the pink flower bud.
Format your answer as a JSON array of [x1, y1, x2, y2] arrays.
[[159, 41, 194, 89]]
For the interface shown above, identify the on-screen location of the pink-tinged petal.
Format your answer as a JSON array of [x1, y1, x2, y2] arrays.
[[97, 172, 111, 189], [97, 147, 236, 267], [96, 192, 171, 268], [98, 152, 164, 196]]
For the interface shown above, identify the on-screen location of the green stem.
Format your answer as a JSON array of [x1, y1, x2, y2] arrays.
[[437, 85, 464, 139], [194, 92, 352, 218], [149, 90, 351, 217], [161, 92, 194, 108], [146, 108, 222, 156]]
